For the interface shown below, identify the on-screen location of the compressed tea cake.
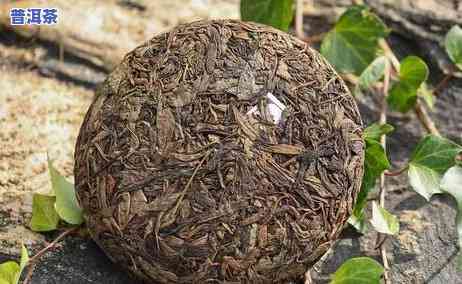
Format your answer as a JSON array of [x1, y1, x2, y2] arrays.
[[74, 19, 364, 283]]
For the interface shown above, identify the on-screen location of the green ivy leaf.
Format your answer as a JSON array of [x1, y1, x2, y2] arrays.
[[387, 56, 429, 113], [445, 25, 462, 70], [349, 180, 371, 234], [48, 158, 83, 225], [388, 82, 417, 113], [18, 245, 28, 274], [30, 193, 60, 232], [408, 163, 441, 201], [320, 5, 389, 75], [410, 135, 462, 174], [364, 122, 394, 141], [0, 245, 29, 284], [352, 125, 393, 228], [370, 201, 399, 235], [330, 257, 384, 284], [363, 139, 391, 186], [440, 166, 462, 270], [240, 0, 294, 32], [408, 135, 462, 200], [0, 262, 19, 284], [441, 167, 462, 197], [355, 56, 388, 96], [348, 214, 368, 234], [418, 83, 435, 110], [15, 245, 29, 284], [351, 139, 390, 231]]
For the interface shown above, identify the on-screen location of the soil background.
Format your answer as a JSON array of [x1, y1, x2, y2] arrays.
[[0, 1, 461, 283]]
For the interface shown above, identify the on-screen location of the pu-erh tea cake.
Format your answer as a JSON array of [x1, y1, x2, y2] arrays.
[[74, 19, 364, 283]]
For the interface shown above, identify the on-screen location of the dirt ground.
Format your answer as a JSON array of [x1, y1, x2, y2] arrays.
[[1, 0, 462, 283]]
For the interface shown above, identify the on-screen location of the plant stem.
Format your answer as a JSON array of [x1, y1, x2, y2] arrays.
[[367, 186, 406, 201], [303, 33, 325, 44], [29, 227, 78, 263], [23, 226, 79, 284], [414, 102, 441, 137], [433, 73, 453, 96], [304, 270, 313, 284], [384, 166, 409, 177], [23, 263, 36, 284], [377, 57, 391, 284], [295, 0, 305, 39], [379, 39, 441, 137], [379, 40, 400, 72]]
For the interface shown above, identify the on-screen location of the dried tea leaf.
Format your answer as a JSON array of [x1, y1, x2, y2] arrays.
[[238, 65, 256, 100], [261, 144, 304, 155], [130, 190, 148, 216], [117, 192, 131, 229], [74, 20, 364, 283], [233, 105, 258, 140], [156, 104, 175, 153], [167, 86, 196, 107], [145, 193, 182, 212]]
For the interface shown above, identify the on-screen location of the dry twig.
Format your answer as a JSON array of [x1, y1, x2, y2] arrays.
[[377, 55, 391, 284], [295, 0, 305, 39], [23, 227, 79, 284]]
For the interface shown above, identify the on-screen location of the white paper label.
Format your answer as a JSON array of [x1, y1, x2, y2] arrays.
[[247, 92, 286, 123]]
